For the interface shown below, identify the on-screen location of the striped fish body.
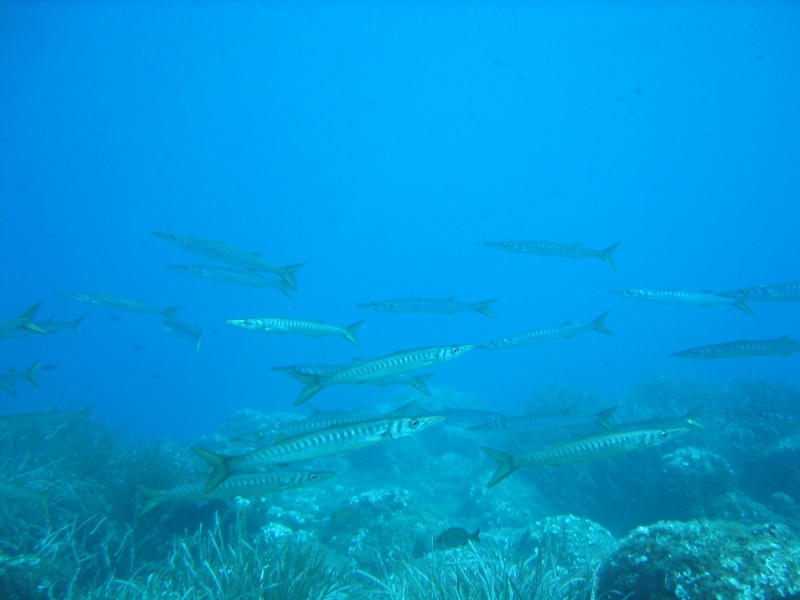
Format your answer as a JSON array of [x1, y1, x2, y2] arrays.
[[357, 297, 497, 318], [137, 471, 336, 516], [482, 426, 688, 486], [272, 364, 350, 380], [273, 363, 435, 396], [152, 232, 304, 290], [717, 281, 800, 302], [612, 407, 706, 432], [292, 344, 474, 405], [269, 401, 418, 438], [0, 480, 47, 503], [0, 406, 91, 430], [482, 311, 612, 350], [163, 319, 202, 353], [485, 240, 620, 270], [610, 288, 752, 313], [166, 264, 293, 298], [225, 317, 364, 348], [471, 407, 616, 432], [438, 407, 511, 424], [195, 415, 444, 491], [671, 336, 800, 359], [57, 292, 179, 319]]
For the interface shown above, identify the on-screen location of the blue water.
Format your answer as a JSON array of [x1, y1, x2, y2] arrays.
[[2, 1, 799, 441]]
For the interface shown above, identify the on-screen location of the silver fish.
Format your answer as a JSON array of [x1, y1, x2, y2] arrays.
[[291, 344, 474, 405], [0, 302, 47, 337], [671, 336, 800, 359], [482, 426, 688, 487], [164, 319, 202, 353], [485, 240, 620, 271], [609, 288, 752, 314], [152, 231, 305, 291], [611, 406, 706, 432], [0, 361, 41, 396], [469, 407, 616, 432], [194, 415, 445, 492], [0, 406, 91, 430], [717, 281, 800, 303], [272, 362, 436, 396], [357, 297, 497, 318], [0, 480, 49, 514], [137, 470, 337, 517], [225, 317, 365, 348], [165, 264, 293, 299], [480, 311, 612, 350], [57, 292, 180, 319]]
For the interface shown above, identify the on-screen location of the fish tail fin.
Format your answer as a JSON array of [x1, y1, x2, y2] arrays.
[[278, 281, 295, 300], [343, 320, 365, 348], [474, 299, 498, 319], [70, 314, 88, 335], [136, 485, 165, 517], [684, 405, 707, 430], [280, 263, 306, 291], [481, 447, 519, 487], [163, 307, 181, 320], [192, 447, 232, 492], [19, 302, 47, 333], [591, 311, 613, 335], [733, 300, 755, 315], [470, 529, 481, 544], [594, 406, 617, 430], [411, 373, 436, 396], [295, 385, 323, 406], [598, 242, 620, 271], [26, 361, 42, 387]]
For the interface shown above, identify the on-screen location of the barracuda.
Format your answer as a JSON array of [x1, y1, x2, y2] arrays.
[[611, 406, 706, 432], [717, 281, 800, 302], [0, 302, 47, 336], [235, 401, 418, 445], [480, 311, 612, 350], [470, 407, 616, 432], [291, 344, 475, 405], [225, 317, 365, 348], [137, 470, 337, 517], [356, 297, 497, 318], [485, 240, 620, 271], [152, 231, 305, 291], [165, 264, 294, 299], [272, 363, 436, 396], [0, 480, 49, 515], [671, 336, 800, 359], [194, 415, 445, 492], [57, 292, 180, 319], [0, 406, 92, 430], [609, 288, 753, 314], [482, 426, 689, 487]]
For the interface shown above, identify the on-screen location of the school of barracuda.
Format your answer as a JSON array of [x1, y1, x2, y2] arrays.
[[2, 229, 798, 518]]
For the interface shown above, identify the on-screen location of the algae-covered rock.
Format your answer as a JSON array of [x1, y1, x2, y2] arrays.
[[592, 520, 800, 599], [658, 447, 737, 519]]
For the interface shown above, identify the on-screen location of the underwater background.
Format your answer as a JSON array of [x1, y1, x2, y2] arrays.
[[1, 2, 800, 599]]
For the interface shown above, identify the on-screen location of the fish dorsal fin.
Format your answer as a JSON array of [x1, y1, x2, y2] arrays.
[[560, 408, 571, 415], [702, 289, 713, 294], [561, 320, 572, 326], [351, 357, 366, 364], [777, 335, 792, 340], [7, 366, 14, 372], [313, 318, 324, 323], [306, 405, 321, 414], [250, 251, 261, 257]]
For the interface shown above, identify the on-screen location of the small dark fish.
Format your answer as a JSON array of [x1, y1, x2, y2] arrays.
[[331, 507, 357, 522], [149, 374, 160, 379], [41, 364, 59, 371], [435, 527, 480, 549]]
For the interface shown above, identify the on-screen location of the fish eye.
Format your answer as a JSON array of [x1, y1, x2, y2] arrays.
[[692, 350, 700, 355], [659, 430, 668, 439], [410, 419, 420, 428], [759, 411, 768, 419], [452, 347, 459, 354], [310, 474, 317, 481], [502, 242, 508, 247]]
